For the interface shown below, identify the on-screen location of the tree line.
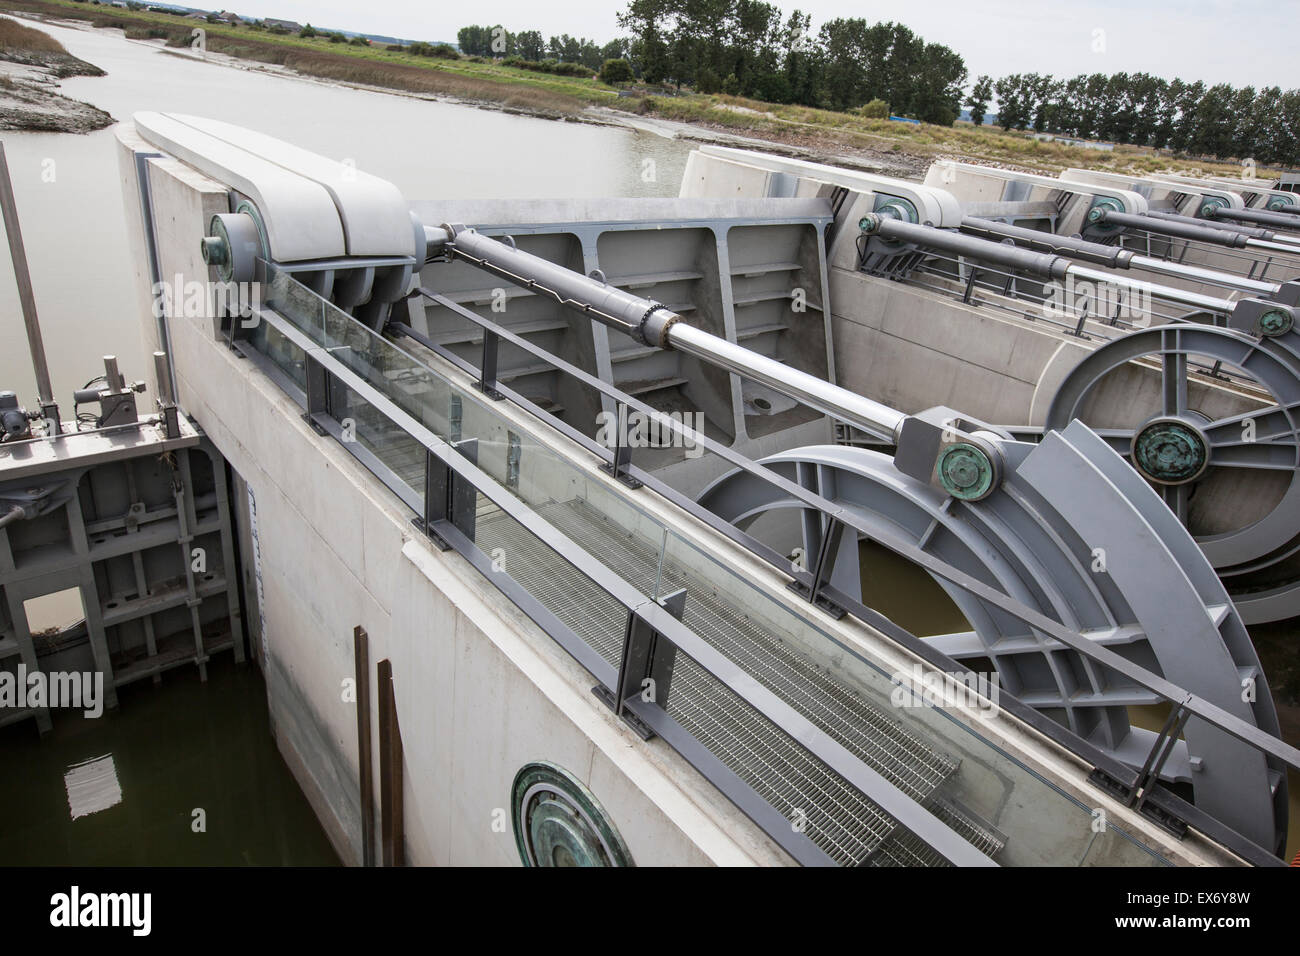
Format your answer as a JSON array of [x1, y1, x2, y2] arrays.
[[617, 1, 966, 124], [456, 24, 629, 71], [455, 3, 1300, 165], [458, 4, 967, 126], [975, 71, 1300, 165]]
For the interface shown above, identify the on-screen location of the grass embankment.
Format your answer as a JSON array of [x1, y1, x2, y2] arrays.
[[0, 10, 101, 75], [0, 14, 110, 129], [0, 0, 1261, 179]]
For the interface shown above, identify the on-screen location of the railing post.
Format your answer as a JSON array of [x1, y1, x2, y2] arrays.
[[420, 438, 479, 550], [476, 328, 503, 399], [788, 513, 847, 619], [302, 352, 330, 435], [1132, 701, 1191, 813], [595, 588, 686, 739], [602, 401, 642, 488], [808, 518, 845, 610]]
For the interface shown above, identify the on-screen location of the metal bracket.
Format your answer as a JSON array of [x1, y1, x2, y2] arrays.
[[1086, 767, 1189, 838], [601, 402, 643, 488], [474, 328, 504, 400], [786, 516, 848, 619], [424, 440, 478, 545], [596, 589, 687, 739], [300, 413, 329, 437]]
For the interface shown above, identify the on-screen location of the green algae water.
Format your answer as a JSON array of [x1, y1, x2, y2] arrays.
[[0, 656, 339, 865]]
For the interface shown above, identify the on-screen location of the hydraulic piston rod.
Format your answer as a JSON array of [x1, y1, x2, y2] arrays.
[[1138, 209, 1300, 254], [860, 213, 1236, 315], [438, 225, 908, 443], [1208, 205, 1300, 231], [962, 216, 1280, 297]]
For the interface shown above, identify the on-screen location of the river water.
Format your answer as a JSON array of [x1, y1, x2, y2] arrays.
[[0, 15, 692, 405], [0, 16, 691, 866]]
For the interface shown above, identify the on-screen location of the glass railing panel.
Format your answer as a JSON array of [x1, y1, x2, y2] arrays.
[[654, 526, 1173, 867], [246, 317, 307, 392]]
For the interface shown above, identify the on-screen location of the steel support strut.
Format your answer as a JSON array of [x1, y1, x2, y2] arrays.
[[434, 223, 1005, 501]]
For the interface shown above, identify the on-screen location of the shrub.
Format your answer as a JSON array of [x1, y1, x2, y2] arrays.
[[599, 57, 633, 84], [858, 98, 889, 119], [501, 55, 592, 77]]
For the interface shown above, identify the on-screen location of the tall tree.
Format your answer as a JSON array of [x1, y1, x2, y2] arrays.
[[967, 74, 992, 127]]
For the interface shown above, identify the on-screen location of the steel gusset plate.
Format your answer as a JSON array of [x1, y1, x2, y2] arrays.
[[698, 422, 1286, 851], [1046, 324, 1300, 624]]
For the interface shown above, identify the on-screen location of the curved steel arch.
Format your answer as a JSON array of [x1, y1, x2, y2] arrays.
[[699, 425, 1286, 851], [1047, 324, 1300, 623]]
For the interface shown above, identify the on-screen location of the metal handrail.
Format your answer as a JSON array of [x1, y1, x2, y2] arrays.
[[242, 291, 994, 867]]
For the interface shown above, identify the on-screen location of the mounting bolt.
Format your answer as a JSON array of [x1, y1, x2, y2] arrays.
[[200, 235, 228, 267], [858, 213, 882, 234]]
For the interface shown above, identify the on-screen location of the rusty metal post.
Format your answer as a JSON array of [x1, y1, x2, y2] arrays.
[[377, 657, 404, 866], [354, 626, 375, 867]]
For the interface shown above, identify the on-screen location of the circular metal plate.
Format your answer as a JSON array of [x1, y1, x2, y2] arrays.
[[511, 762, 633, 867]]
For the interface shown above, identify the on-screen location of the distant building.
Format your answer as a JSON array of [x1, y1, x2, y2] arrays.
[[216, 11, 242, 22], [262, 18, 302, 32]]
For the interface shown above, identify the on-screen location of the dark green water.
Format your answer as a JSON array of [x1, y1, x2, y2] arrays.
[[0, 657, 339, 866]]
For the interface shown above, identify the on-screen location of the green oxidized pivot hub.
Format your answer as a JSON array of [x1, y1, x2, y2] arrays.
[[936, 442, 995, 500], [1260, 308, 1294, 337], [200, 222, 232, 280], [511, 762, 633, 867], [1132, 419, 1209, 484]]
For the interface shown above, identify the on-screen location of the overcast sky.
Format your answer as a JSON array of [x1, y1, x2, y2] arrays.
[[240, 0, 1294, 92]]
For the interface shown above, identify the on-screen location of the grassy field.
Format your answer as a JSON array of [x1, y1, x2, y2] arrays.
[[0, 0, 1260, 179], [0, 10, 65, 49]]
